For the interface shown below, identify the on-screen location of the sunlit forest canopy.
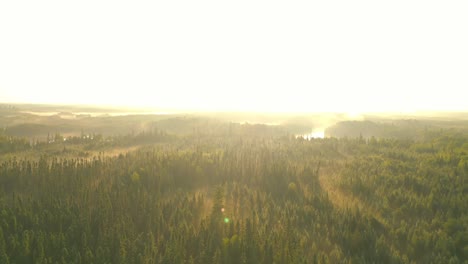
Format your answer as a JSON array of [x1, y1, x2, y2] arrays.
[[1, 0, 468, 262], [0, 106, 467, 263]]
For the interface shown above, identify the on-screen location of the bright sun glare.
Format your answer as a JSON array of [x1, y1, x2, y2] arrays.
[[1, 1, 467, 112]]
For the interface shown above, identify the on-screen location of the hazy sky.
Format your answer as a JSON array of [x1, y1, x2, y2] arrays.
[[1, 1, 467, 113]]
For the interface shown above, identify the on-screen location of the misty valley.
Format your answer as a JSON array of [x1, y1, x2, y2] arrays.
[[0, 104, 467, 263]]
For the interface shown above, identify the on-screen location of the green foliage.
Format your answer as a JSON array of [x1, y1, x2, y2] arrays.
[[130, 171, 141, 183], [288, 182, 297, 192], [0, 127, 466, 263]]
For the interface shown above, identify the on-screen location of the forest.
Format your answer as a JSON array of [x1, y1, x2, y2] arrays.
[[0, 105, 467, 263]]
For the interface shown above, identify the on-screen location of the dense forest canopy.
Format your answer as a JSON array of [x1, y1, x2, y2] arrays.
[[0, 105, 467, 263]]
